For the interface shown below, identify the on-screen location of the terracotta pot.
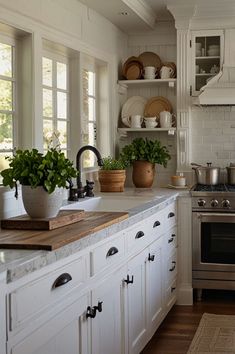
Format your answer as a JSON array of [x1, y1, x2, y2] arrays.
[[98, 170, 126, 192], [132, 160, 155, 188]]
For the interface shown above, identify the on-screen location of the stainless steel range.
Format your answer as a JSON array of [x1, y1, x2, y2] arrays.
[[191, 184, 235, 296]]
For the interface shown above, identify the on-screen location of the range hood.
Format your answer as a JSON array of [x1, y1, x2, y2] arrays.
[[198, 29, 235, 105]]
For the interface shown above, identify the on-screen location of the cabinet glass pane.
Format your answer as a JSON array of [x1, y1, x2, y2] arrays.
[[43, 88, 53, 117], [194, 35, 221, 92]]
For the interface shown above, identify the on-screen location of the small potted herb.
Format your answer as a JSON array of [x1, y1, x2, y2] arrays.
[[98, 156, 127, 192], [1, 148, 77, 218], [120, 138, 171, 188]]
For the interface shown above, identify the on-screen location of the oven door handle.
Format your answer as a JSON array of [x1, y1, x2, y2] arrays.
[[196, 212, 235, 223]]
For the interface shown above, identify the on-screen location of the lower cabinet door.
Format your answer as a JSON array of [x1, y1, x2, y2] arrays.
[[126, 249, 149, 354], [147, 238, 163, 336], [90, 267, 125, 354], [8, 294, 89, 354]]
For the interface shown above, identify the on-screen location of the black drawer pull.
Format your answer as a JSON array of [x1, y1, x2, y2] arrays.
[[169, 261, 176, 272], [106, 246, 119, 257], [124, 275, 134, 284], [171, 287, 176, 293], [52, 273, 72, 289], [168, 212, 175, 218], [94, 301, 103, 313], [135, 231, 145, 239], [172, 234, 176, 238], [153, 220, 161, 228], [148, 253, 155, 262], [168, 237, 174, 243]]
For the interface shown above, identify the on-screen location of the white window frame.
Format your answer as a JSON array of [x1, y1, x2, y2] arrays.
[[42, 50, 70, 155]]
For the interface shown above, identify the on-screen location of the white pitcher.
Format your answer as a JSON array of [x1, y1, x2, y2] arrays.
[[127, 114, 143, 128], [159, 111, 173, 128], [160, 66, 174, 79]]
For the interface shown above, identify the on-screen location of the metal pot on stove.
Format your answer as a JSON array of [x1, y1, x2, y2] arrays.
[[191, 162, 220, 185], [226, 164, 235, 185]]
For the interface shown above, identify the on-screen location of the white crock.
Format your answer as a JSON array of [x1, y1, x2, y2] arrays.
[[22, 185, 64, 219]]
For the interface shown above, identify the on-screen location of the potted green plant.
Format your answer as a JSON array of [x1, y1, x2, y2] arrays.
[[120, 137, 171, 188], [1, 148, 77, 218], [98, 156, 127, 192]]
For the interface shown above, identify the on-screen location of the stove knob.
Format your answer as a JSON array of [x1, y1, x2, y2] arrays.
[[222, 199, 231, 208], [198, 199, 206, 207], [210, 199, 219, 207]]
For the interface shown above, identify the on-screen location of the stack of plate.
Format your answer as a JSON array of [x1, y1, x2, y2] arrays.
[[121, 95, 173, 127], [138, 51, 162, 76], [122, 56, 143, 80], [144, 96, 172, 124], [207, 45, 220, 56]]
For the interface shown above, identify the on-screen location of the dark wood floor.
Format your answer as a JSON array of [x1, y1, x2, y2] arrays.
[[141, 289, 235, 354]]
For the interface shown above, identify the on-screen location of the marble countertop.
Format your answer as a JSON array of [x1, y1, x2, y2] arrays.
[[0, 187, 190, 283]]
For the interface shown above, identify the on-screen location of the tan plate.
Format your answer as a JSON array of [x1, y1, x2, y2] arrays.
[[125, 62, 142, 80], [122, 56, 143, 79], [162, 62, 177, 78], [138, 52, 162, 71], [144, 96, 173, 120]]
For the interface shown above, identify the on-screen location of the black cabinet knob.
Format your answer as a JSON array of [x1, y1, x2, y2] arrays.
[[168, 212, 175, 218], [169, 261, 176, 272], [52, 273, 72, 289], [106, 247, 119, 257], [94, 301, 103, 313], [135, 231, 145, 239], [124, 275, 134, 284], [148, 253, 155, 262], [153, 220, 161, 228]]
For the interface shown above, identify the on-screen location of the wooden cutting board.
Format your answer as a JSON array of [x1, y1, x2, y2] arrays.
[[0, 211, 129, 251], [1, 210, 85, 230]]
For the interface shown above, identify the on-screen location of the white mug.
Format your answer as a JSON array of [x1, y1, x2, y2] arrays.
[[127, 114, 143, 128], [159, 111, 173, 128], [143, 66, 156, 79], [160, 66, 174, 79]]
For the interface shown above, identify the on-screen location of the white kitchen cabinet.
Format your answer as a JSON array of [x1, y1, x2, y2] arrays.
[[125, 236, 164, 354], [7, 293, 89, 354], [191, 30, 224, 96], [89, 267, 126, 354], [4, 199, 178, 354]]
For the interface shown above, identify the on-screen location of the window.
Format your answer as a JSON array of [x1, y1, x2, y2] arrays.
[[0, 38, 16, 182], [42, 54, 69, 155], [82, 68, 97, 169]]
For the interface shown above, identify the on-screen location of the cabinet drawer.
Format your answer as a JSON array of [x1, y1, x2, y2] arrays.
[[166, 250, 177, 287], [90, 232, 125, 276], [9, 255, 87, 332], [126, 220, 150, 253], [165, 226, 177, 255], [164, 202, 177, 229]]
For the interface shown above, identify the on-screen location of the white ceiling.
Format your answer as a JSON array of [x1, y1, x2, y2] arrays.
[[78, 0, 174, 33]]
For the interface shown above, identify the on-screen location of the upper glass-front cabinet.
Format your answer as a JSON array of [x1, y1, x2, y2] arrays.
[[191, 30, 224, 96]]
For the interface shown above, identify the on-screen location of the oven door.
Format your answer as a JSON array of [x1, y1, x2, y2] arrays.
[[193, 212, 235, 272]]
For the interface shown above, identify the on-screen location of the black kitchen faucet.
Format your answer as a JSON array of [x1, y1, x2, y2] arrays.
[[68, 145, 103, 201]]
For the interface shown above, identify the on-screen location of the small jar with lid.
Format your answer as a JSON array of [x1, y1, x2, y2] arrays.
[[171, 173, 186, 187]]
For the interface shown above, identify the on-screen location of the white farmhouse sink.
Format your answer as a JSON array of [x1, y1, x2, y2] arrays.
[[61, 195, 159, 212]]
